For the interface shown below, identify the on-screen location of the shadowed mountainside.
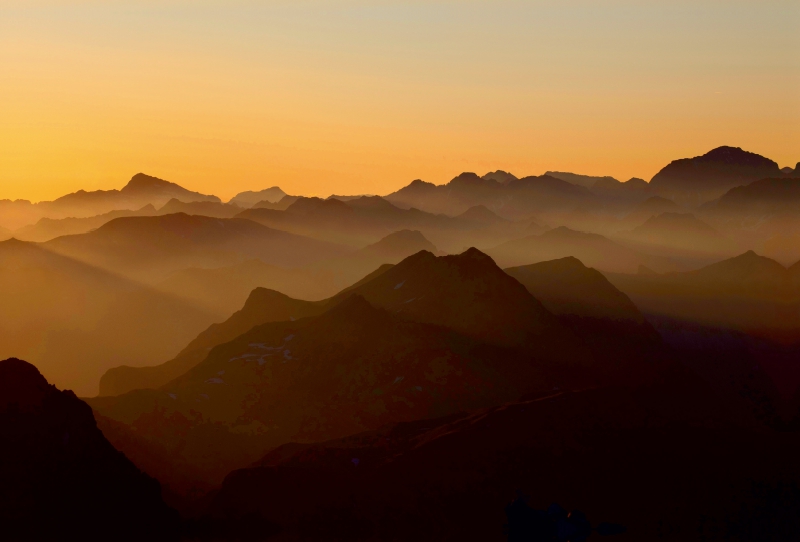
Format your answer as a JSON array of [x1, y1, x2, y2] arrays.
[[202, 372, 800, 541], [0, 358, 178, 541]]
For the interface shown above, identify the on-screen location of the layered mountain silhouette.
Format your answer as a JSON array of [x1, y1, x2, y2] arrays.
[[608, 250, 798, 336], [0, 358, 177, 540], [0, 173, 220, 230], [91, 248, 669, 494], [156, 198, 242, 219], [617, 195, 681, 230], [384, 172, 596, 219], [229, 186, 288, 208], [545, 171, 619, 189], [620, 212, 737, 262], [44, 213, 348, 283], [482, 170, 518, 184], [650, 146, 781, 206], [487, 226, 678, 274], [238, 195, 530, 253], [12, 205, 158, 243], [0, 238, 218, 395]]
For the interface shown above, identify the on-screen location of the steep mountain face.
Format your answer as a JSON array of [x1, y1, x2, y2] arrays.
[[0, 239, 218, 396], [384, 173, 596, 219], [487, 226, 677, 274], [229, 186, 288, 208], [44, 213, 348, 283], [0, 358, 177, 541], [202, 373, 797, 542], [650, 146, 781, 206], [545, 171, 619, 189], [0, 224, 10, 241]]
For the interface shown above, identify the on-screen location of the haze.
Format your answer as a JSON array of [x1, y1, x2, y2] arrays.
[[2, 0, 798, 202]]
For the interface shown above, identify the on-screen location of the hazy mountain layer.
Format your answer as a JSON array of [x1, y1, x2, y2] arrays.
[[0, 239, 220, 396]]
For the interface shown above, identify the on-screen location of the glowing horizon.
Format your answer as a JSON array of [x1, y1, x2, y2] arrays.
[[1, 1, 798, 203]]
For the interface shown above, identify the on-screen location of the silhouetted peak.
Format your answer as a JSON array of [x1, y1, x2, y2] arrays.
[[345, 195, 397, 210], [457, 205, 503, 224], [366, 230, 436, 254], [242, 287, 297, 310], [482, 170, 518, 184], [447, 172, 497, 191], [122, 173, 175, 192], [700, 146, 775, 167], [286, 196, 353, 215], [407, 179, 435, 188], [0, 358, 52, 410], [697, 250, 786, 279], [457, 246, 494, 261], [627, 177, 646, 184]]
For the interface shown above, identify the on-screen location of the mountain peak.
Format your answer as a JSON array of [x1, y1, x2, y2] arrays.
[[0, 358, 51, 409], [482, 170, 518, 184], [123, 173, 174, 191], [457, 205, 505, 224]]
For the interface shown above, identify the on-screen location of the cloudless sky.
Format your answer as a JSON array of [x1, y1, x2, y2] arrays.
[[1, 0, 798, 202]]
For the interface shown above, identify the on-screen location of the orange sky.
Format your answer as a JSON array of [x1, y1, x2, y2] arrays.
[[1, 1, 798, 202]]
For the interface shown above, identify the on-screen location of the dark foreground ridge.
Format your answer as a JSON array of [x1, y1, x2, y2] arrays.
[[0, 358, 178, 541]]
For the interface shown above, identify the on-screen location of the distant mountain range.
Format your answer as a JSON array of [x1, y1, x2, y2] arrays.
[[43, 212, 348, 283], [228, 186, 287, 208]]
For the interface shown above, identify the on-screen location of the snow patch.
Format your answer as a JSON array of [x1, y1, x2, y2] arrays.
[[205, 378, 225, 384], [394, 280, 406, 290]]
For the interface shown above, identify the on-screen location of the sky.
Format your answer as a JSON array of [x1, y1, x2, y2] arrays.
[[1, 0, 798, 202]]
